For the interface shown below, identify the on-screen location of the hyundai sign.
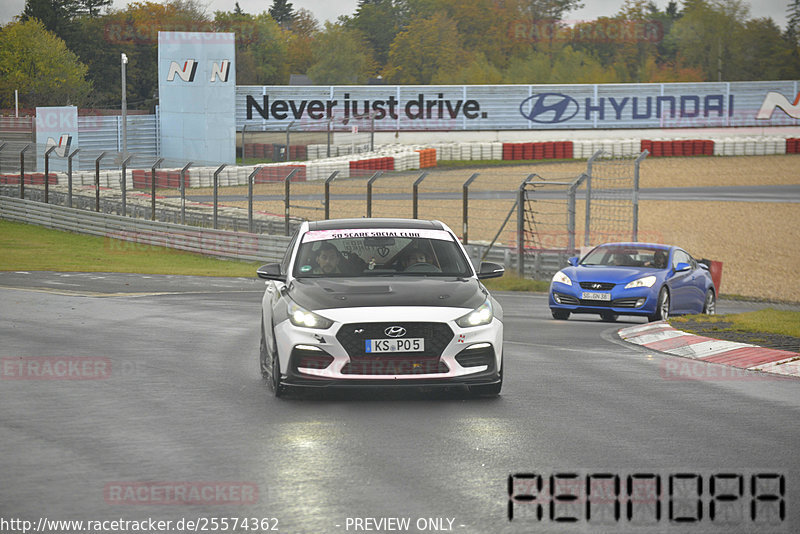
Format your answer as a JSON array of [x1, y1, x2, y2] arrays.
[[236, 81, 799, 131], [158, 31, 236, 164]]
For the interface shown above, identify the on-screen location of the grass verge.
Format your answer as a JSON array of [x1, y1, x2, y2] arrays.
[[0, 219, 260, 277], [482, 273, 549, 292], [670, 309, 800, 338]]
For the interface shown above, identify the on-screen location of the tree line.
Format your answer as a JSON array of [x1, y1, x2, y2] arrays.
[[1, 0, 799, 111]]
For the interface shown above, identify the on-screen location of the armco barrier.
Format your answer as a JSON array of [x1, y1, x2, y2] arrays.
[[0, 196, 291, 263]]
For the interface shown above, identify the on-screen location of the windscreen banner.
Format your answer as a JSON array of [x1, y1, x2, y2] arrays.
[[236, 81, 799, 131]]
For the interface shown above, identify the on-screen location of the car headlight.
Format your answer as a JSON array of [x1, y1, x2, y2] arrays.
[[287, 300, 333, 329], [625, 275, 657, 289], [552, 270, 572, 286], [456, 299, 493, 328]]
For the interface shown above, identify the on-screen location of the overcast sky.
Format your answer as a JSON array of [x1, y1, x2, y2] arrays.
[[0, 0, 791, 30]]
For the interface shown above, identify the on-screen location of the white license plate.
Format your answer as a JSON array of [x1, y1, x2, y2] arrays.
[[366, 338, 425, 353], [581, 292, 612, 301]]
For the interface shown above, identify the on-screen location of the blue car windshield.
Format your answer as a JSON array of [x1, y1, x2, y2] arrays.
[[292, 229, 473, 278], [581, 246, 669, 268]]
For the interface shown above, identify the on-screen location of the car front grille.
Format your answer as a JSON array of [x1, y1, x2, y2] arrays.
[[336, 322, 454, 358], [341, 357, 449, 375], [579, 282, 616, 290]]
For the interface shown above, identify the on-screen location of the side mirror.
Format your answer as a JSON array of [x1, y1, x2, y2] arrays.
[[567, 256, 578, 267], [257, 263, 285, 281], [478, 262, 504, 280], [675, 262, 691, 273]]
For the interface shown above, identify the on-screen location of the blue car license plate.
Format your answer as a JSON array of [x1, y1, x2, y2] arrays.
[[581, 292, 611, 301]]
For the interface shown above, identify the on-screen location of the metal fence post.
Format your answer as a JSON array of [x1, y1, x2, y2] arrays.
[[0, 141, 6, 174], [324, 171, 339, 220], [150, 157, 164, 221], [584, 150, 602, 246], [120, 154, 133, 217], [633, 150, 648, 242], [366, 171, 383, 218], [213, 164, 226, 229], [94, 152, 107, 212], [462, 173, 480, 244], [44, 145, 56, 204], [412, 172, 428, 219], [241, 124, 247, 165], [285, 121, 295, 162], [284, 168, 299, 236], [67, 149, 79, 208], [567, 174, 588, 251], [19, 144, 30, 199], [247, 167, 259, 234], [516, 175, 537, 277], [180, 161, 192, 225]]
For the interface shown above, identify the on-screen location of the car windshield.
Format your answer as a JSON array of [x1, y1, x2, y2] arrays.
[[580, 246, 669, 268], [293, 228, 473, 278]]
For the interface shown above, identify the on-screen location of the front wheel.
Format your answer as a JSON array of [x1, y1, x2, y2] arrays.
[[703, 289, 716, 315], [649, 287, 670, 322], [260, 318, 285, 398], [551, 309, 571, 320]]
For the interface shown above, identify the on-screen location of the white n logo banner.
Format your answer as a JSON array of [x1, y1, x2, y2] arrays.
[[167, 60, 197, 82], [210, 60, 231, 82], [756, 91, 800, 120]]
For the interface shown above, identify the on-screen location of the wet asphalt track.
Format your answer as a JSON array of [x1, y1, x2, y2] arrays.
[[1, 272, 799, 533]]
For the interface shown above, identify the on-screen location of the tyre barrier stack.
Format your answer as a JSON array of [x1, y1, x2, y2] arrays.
[[3, 135, 796, 192], [0, 173, 58, 185]]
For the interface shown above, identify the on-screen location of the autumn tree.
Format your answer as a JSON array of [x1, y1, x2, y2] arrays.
[[307, 22, 373, 84], [383, 11, 465, 84], [0, 18, 92, 107]]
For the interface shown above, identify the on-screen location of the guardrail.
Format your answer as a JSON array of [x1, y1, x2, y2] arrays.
[[0, 196, 291, 263]]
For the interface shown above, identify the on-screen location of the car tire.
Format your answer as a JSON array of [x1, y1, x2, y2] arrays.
[[551, 310, 571, 320], [600, 312, 618, 322], [260, 316, 285, 398], [469, 368, 502, 397], [703, 289, 716, 315], [649, 287, 670, 322]]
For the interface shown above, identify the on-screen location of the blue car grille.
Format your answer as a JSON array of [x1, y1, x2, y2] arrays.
[[579, 282, 616, 290]]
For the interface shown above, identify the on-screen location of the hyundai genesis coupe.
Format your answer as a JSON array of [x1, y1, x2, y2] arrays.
[[549, 242, 716, 322]]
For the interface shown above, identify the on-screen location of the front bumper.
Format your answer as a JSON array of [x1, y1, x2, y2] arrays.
[[273, 306, 503, 388], [549, 282, 656, 317]]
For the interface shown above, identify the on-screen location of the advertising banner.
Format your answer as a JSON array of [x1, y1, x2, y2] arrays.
[[158, 31, 236, 164], [236, 81, 800, 132], [35, 106, 78, 171]]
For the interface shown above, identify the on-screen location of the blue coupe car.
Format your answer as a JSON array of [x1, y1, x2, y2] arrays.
[[549, 242, 716, 322]]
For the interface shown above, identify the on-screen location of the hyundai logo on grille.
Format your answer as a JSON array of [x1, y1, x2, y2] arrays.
[[519, 93, 580, 124], [384, 326, 406, 338]]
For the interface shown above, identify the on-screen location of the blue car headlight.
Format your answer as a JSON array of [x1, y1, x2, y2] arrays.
[[552, 270, 572, 286], [456, 299, 493, 328], [287, 300, 333, 329], [625, 275, 657, 289]]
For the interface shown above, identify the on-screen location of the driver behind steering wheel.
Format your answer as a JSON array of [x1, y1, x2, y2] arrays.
[[401, 247, 431, 270]]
